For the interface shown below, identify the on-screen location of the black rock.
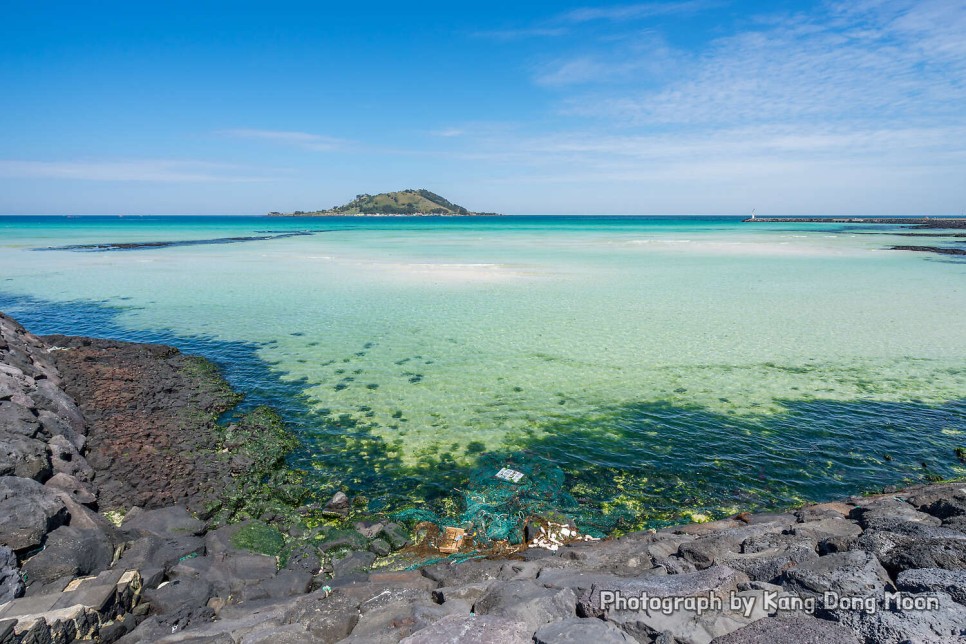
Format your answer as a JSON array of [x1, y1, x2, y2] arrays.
[[475, 579, 577, 632], [115, 534, 206, 573], [323, 491, 350, 518], [0, 546, 23, 603], [331, 550, 377, 578], [368, 538, 391, 557], [533, 617, 634, 643], [284, 544, 322, 576], [121, 505, 206, 537], [0, 475, 68, 552], [710, 615, 860, 643], [143, 577, 214, 616], [378, 522, 411, 550], [780, 550, 892, 600], [21, 525, 114, 585], [896, 567, 966, 606]]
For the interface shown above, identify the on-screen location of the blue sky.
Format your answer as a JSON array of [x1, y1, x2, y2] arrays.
[[1, 0, 964, 215]]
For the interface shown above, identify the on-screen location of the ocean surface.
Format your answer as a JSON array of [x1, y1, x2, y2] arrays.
[[1, 215, 964, 531]]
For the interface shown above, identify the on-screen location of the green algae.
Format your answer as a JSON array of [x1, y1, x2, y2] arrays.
[[230, 521, 286, 557], [207, 405, 312, 527]]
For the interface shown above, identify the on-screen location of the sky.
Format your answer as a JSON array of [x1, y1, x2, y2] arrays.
[[1, 0, 965, 215]]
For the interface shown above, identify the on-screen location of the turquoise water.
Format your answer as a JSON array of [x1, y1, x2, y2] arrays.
[[2, 215, 964, 530]]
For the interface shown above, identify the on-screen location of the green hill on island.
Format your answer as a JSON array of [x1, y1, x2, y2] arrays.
[[268, 189, 500, 216]]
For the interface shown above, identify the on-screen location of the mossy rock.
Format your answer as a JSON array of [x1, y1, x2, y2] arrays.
[[379, 523, 411, 550], [229, 520, 286, 557], [317, 528, 368, 553]]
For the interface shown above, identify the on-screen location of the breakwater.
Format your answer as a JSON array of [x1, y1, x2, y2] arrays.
[[742, 217, 966, 228]]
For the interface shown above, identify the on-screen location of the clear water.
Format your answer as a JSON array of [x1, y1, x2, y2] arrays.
[[2, 215, 964, 530]]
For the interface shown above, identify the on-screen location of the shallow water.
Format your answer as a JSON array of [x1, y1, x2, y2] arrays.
[[2, 215, 964, 530]]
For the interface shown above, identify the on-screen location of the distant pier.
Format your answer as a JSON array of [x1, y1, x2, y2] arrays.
[[743, 217, 966, 229]]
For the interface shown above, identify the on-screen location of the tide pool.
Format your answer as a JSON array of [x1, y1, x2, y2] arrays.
[[2, 215, 964, 531]]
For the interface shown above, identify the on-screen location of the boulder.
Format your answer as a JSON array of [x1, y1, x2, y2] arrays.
[[579, 565, 762, 643], [726, 545, 818, 584], [474, 580, 576, 632], [791, 518, 862, 543], [581, 565, 748, 616], [896, 568, 966, 606], [0, 545, 23, 603], [143, 578, 214, 616], [0, 401, 41, 438], [331, 550, 376, 578], [204, 523, 245, 556], [907, 484, 966, 519], [533, 617, 634, 643], [399, 613, 532, 643], [855, 528, 966, 574], [280, 590, 363, 643], [322, 491, 349, 518], [115, 534, 206, 573], [780, 550, 891, 600], [284, 544, 322, 576], [44, 472, 96, 505], [537, 568, 666, 596], [122, 505, 206, 537], [432, 582, 493, 605], [378, 523, 411, 550], [795, 502, 853, 522], [850, 501, 941, 531], [30, 379, 85, 434], [0, 476, 68, 552], [677, 523, 789, 570], [205, 553, 279, 597], [710, 615, 859, 643], [47, 434, 95, 482], [255, 569, 313, 599], [368, 538, 391, 557], [0, 433, 51, 481], [316, 528, 368, 553], [36, 409, 85, 452], [21, 525, 114, 585], [818, 590, 966, 643]]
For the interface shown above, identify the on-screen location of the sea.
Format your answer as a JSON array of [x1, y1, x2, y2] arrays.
[[1, 215, 964, 531]]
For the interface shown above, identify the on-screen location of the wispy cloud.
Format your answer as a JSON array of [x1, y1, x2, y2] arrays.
[[474, 2, 711, 42], [563, 0, 966, 127], [560, 1, 716, 24], [471, 27, 569, 40], [0, 159, 271, 182], [218, 128, 348, 151], [534, 33, 680, 86], [429, 127, 466, 138]]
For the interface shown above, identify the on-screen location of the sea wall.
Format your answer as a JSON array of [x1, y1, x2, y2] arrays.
[[1, 311, 966, 643]]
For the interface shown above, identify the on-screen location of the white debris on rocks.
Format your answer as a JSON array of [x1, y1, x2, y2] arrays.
[[529, 521, 599, 551]]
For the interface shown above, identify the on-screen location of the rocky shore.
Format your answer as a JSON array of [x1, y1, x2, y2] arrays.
[[2, 311, 966, 643]]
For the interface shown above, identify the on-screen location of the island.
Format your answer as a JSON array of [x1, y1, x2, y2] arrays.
[[268, 189, 501, 217]]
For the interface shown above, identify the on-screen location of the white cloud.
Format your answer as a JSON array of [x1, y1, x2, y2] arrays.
[[0, 159, 271, 182], [560, 1, 715, 23], [472, 27, 569, 40], [563, 0, 966, 127], [534, 34, 680, 87], [218, 128, 348, 151], [430, 127, 466, 138]]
